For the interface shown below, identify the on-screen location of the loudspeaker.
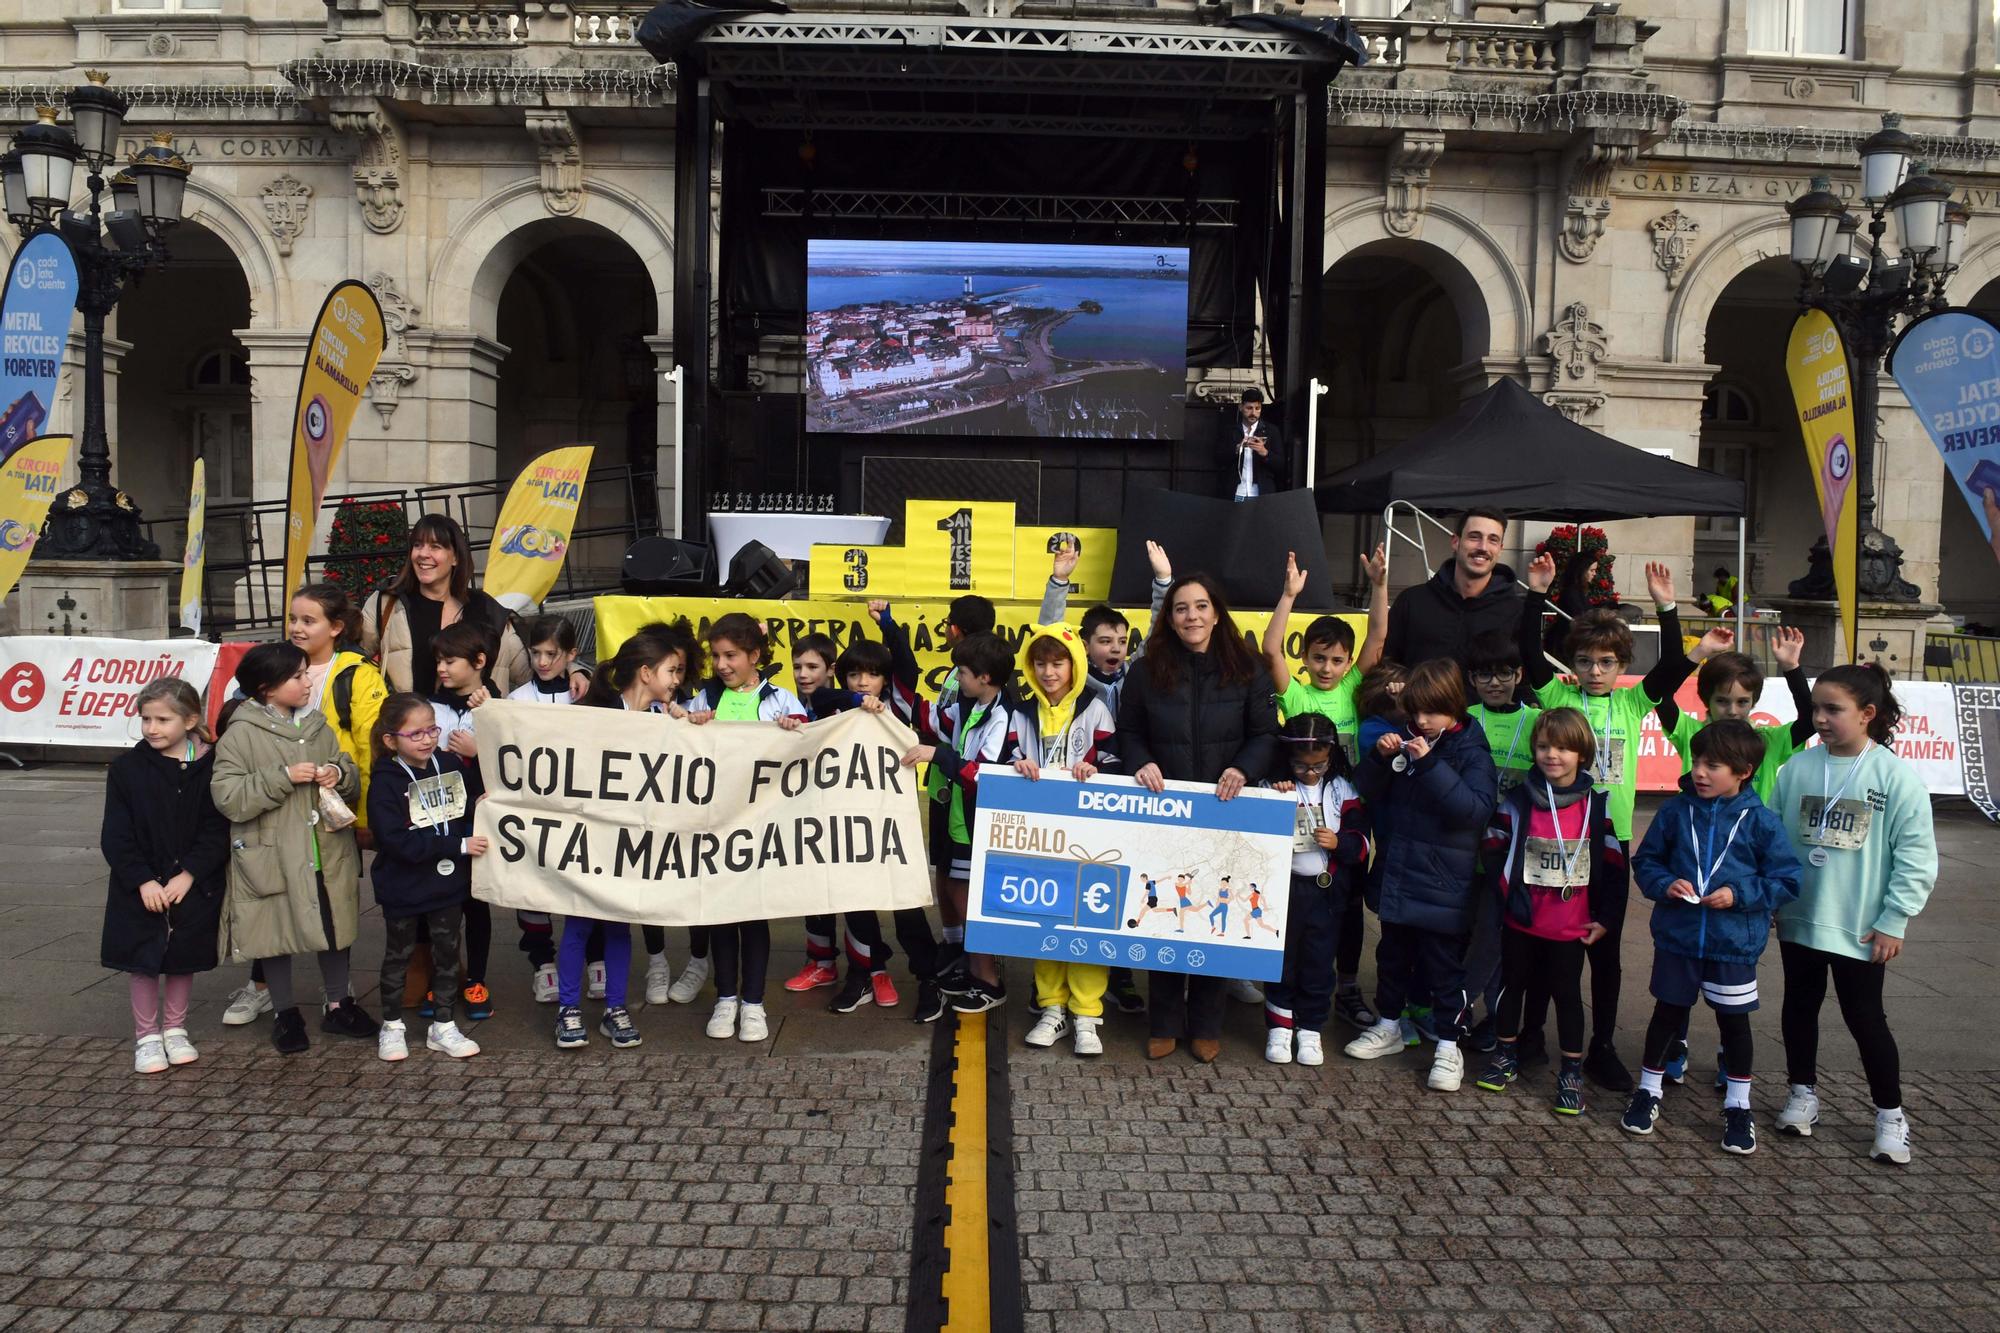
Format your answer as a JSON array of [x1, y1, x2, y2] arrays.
[[723, 539, 798, 600], [621, 537, 716, 594]]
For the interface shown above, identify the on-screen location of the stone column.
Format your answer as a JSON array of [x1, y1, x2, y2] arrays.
[[1870, 378, 1944, 605], [647, 333, 678, 538]]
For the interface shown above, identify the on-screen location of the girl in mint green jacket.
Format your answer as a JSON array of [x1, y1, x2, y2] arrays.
[[1771, 663, 1937, 1166]]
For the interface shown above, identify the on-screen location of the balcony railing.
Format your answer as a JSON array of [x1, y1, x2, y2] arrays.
[[410, 3, 653, 47]]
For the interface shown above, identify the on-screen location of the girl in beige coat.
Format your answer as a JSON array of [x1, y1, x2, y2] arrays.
[[211, 641, 380, 1054]]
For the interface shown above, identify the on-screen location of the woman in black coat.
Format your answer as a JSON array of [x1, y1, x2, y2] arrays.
[[1117, 572, 1280, 1063]]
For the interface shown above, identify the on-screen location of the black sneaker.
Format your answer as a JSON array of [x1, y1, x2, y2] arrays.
[[934, 960, 975, 998], [912, 981, 947, 1025], [950, 978, 1007, 1014], [1110, 972, 1146, 1015], [555, 1005, 588, 1049], [1583, 1041, 1634, 1093], [1474, 1049, 1519, 1093], [1333, 986, 1378, 1031], [1514, 1029, 1549, 1067], [320, 998, 380, 1040], [271, 1006, 310, 1055], [1467, 1016, 1498, 1054], [1722, 1107, 1757, 1155], [829, 970, 873, 1014], [599, 1006, 642, 1049], [1621, 1089, 1662, 1135], [1554, 1067, 1585, 1117]]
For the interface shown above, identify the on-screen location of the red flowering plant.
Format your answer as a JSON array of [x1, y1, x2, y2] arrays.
[[1534, 524, 1618, 608], [323, 499, 409, 595]]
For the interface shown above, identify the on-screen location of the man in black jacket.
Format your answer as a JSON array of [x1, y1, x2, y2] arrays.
[[1383, 508, 1523, 672], [1222, 389, 1287, 501]]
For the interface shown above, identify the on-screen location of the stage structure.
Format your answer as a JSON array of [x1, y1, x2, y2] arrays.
[[635, 0, 1364, 539]]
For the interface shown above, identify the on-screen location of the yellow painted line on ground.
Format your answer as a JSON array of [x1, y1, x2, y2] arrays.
[[939, 1011, 990, 1332]]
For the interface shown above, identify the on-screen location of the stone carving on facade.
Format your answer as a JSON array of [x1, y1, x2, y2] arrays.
[[525, 110, 584, 217], [258, 174, 312, 257], [329, 105, 405, 234], [1558, 141, 1635, 263], [364, 271, 421, 427], [1541, 390, 1607, 424], [1382, 130, 1444, 239], [1649, 208, 1699, 289], [1542, 301, 1608, 382]]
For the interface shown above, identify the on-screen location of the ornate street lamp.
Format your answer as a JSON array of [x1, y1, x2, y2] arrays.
[[1783, 113, 1970, 604], [3, 72, 188, 560]]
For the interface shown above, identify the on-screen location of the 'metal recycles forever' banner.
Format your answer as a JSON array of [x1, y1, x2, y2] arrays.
[[470, 700, 936, 926]]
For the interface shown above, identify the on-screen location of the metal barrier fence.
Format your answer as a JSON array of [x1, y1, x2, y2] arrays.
[[1925, 632, 2000, 683], [141, 465, 657, 635]]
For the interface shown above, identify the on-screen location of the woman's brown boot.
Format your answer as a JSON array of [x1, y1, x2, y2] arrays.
[[1146, 1037, 1178, 1060], [1191, 1038, 1221, 1064]]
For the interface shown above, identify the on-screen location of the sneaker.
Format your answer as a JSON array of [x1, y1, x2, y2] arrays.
[[533, 963, 559, 1004], [950, 979, 1007, 1014], [221, 984, 272, 1025], [738, 1002, 769, 1043], [1344, 1020, 1406, 1061], [461, 982, 493, 1021], [418, 992, 435, 1020], [829, 971, 874, 1014], [1427, 1043, 1465, 1092], [1073, 1016, 1103, 1057], [1476, 1050, 1520, 1093], [586, 960, 608, 1001], [1622, 1089, 1662, 1134], [134, 1035, 168, 1075], [706, 997, 740, 1039], [1110, 975, 1146, 1015], [1025, 1006, 1071, 1049], [1467, 1017, 1497, 1054], [1776, 1085, 1820, 1137], [271, 1007, 309, 1055], [1722, 1106, 1757, 1154], [1554, 1067, 1585, 1116], [599, 1005, 642, 1048], [377, 1020, 408, 1062], [555, 1005, 588, 1049], [1582, 1041, 1634, 1093], [1296, 1030, 1324, 1067], [783, 960, 838, 993], [869, 972, 900, 1008], [1333, 986, 1378, 1031], [934, 960, 975, 998], [1872, 1109, 1912, 1165], [1227, 978, 1264, 1005], [161, 1028, 198, 1067], [427, 1020, 480, 1058], [1264, 1029, 1294, 1065], [667, 954, 709, 1004], [645, 957, 674, 1006], [912, 981, 948, 1025], [321, 998, 380, 1040], [1407, 1006, 1439, 1043], [1663, 1038, 1689, 1086]]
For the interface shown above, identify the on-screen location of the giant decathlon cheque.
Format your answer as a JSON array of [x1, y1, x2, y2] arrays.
[[965, 770, 1295, 982], [471, 700, 935, 927]]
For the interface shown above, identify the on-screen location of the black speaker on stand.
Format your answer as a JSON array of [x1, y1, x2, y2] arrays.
[[723, 540, 798, 600], [621, 537, 717, 594]]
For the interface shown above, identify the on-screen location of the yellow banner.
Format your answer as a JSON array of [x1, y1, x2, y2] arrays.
[[1013, 525, 1117, 602], [484, 444, 594, 612], [283, 281, 385, 599], [0, 432, 70, 604], [179, 458, 205, 635], [1787, 310, 1859, 658]]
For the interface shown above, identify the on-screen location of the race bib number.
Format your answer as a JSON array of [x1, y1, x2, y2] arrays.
[[1590, 736, 1627, 789], [1293, 803, 1326, 854], [1523, 835, 1589, 890], [1800, 795, 1872, 850], [408, 770, 468, 830]]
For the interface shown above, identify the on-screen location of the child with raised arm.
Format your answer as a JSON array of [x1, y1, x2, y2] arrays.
[[1260, 545, 1388, 761]]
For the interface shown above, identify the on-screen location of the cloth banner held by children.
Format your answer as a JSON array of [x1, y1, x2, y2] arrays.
[[472, 700, 935, 926]]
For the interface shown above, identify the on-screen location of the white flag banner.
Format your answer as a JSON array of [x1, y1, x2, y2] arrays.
[[0, 636, 221, 747]]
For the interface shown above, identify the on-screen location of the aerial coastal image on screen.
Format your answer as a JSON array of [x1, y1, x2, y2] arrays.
[[804, 240, 1190, 439]]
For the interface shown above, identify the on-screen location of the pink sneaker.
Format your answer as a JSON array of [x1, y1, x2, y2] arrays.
[[869, 972, 901, 1008], [783, 960, 838, 993]]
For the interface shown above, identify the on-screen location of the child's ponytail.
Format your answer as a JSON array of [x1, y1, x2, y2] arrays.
[[1817, 662, 1902, 745]]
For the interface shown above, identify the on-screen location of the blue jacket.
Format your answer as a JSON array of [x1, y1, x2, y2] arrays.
[[1353, 720, 1497, 935], [1632, 784, 1802, 965], [367, 752, 483, 919]]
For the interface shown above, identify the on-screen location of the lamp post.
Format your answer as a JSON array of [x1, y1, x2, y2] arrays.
[[2, 72, 190, 561], [1782, 112, 1969, 604]]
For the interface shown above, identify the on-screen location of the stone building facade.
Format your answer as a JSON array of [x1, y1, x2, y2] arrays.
[[1, 0, 1995, 628]]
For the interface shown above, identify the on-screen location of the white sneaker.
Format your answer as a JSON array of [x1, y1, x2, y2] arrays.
[[737, 1002, 769, 1043], [427, 1021, 481, 1059], [585, 960, 607, 1001], [1264, 1029, 1294, 1064], [670, 955, 711, 1004], [161, 1028, 198, 1067], [1427, 1042, 1465, 1092], [1024, 1006, 1070, 1049], [1776, 1084, 1821, 1137], [221, 984, 271, 1025], [1227, 978, 1265, 1004], [1872, 1108, 1912, 1165], [134, 1035, 168, 1075], [1296, 1030, 1325, 1067], [378, 1020, 408, 1063], [1072, 1016, 1103, 1058], [706, 996, 740, 1039], [1344, 1019, 1406, 1060], [533, 963, 559, 1005], [645, 957, 674, 1006]]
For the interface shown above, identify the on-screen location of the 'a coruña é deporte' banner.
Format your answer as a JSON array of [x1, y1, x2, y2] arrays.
[[471, 701, 936, 926]]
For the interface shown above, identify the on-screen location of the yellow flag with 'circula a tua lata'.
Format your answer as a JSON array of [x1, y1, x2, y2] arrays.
[[283, 281, 385, 599], [484, 445, 595, 613], [1786, 309, 1859, 660]]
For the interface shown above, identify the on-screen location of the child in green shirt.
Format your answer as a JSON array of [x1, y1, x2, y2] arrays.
[[1657, 627, 1812, 805], [1261, 544, 1388, 763]]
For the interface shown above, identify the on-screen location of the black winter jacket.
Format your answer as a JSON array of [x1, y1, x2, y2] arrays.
[[1116, 648, 1278, 784], [367, 752, 483, 919], [99, 741, 231, 975], [1384, 559, 1524, 673], [1353, 720, 1497, 935]]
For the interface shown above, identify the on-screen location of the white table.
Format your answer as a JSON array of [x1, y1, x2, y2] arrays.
[[707, 512, 892, 569]]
